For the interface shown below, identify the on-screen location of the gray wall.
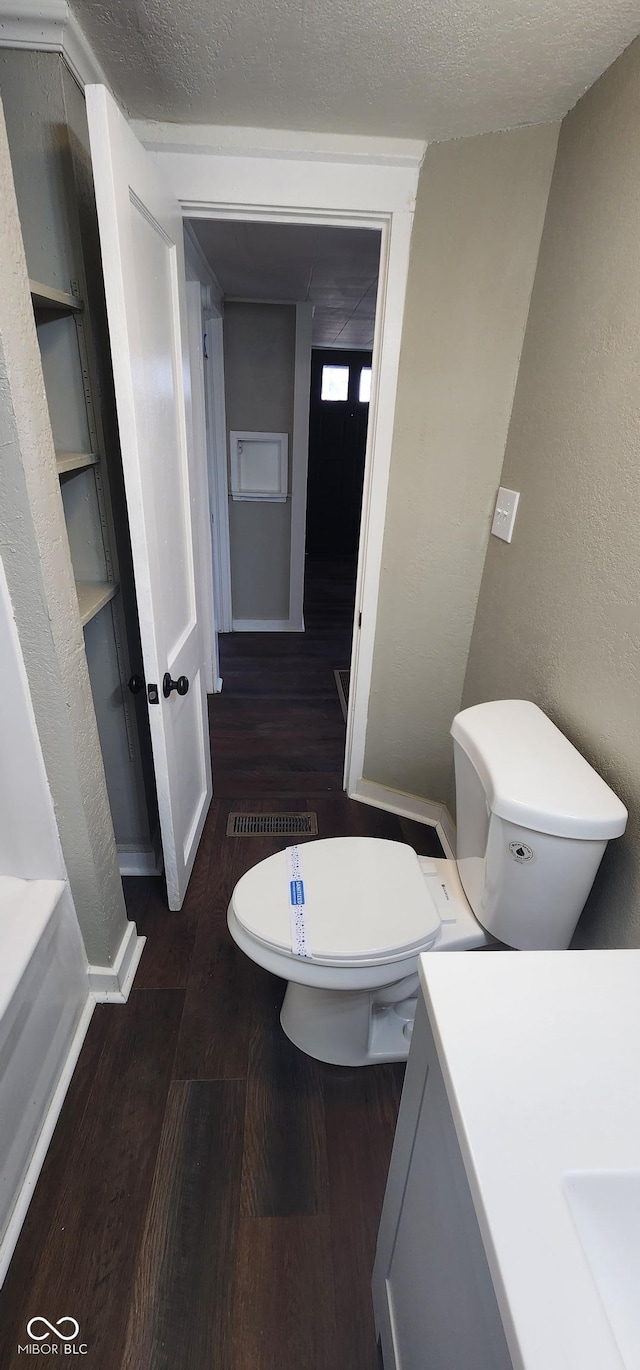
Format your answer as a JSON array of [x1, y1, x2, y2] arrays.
[[462, 38, 640, 949], [0, 88, 128, 965], [363, 123, 559, 802], [224, 302, 296, 622]]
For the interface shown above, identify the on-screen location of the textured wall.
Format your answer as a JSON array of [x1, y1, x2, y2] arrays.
[[0, 554, 66, 882], [462, 38, 640, 948], [363, 123, 559, 801], [0, 85, 128, 965], [224, 302, 296, 622]]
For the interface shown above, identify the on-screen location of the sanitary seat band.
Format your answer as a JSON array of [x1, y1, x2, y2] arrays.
[[286, 844, 312, 958]]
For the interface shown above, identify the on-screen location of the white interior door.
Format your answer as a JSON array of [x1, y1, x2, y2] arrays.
[[86, 85, 212, 909]]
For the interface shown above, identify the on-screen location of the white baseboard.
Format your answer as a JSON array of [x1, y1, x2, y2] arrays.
[[0, 924, 146, 1282], [88, 920, 146, 1003], [232, 617, 305, 632], [351, 778, 457, 859], [0, 995, 95, 1288]]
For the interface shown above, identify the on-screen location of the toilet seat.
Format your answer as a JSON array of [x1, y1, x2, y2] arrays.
[[230, 837, 442, 967]]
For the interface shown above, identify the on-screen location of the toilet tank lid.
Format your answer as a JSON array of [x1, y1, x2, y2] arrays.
[[451, 701, 628, 840]]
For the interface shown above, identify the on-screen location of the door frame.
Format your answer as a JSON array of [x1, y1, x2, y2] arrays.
[[203, 311, 233, 638], [134, 126, 422, 796], [184, 278, 218, 694], [289, 300, 313, 631], [184, 221, 233, 645]]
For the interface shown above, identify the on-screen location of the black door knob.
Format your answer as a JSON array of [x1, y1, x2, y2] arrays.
[[163, 672, 190, 699], [128, 674, 144, 694]]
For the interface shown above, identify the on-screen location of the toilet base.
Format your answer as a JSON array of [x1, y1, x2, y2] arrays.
[[280, 977, 418, 1067]]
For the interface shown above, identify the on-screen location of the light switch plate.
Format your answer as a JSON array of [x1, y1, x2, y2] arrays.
[[491, 487, 520, 543]]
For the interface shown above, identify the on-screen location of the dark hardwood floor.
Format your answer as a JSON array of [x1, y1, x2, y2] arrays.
[[0, 557, 442, 1369]]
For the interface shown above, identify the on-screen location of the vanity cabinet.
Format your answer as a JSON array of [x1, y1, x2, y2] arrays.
[[372, 994, 513, 1370]]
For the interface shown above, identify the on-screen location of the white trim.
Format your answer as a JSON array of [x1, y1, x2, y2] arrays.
[[186, 278, 218, 693], [343, 210, 414, 794], [117, 845, 162, 877], [131, 120, 426, 169], [0, 1, 68, 51], [232, 617, 304, 632], [204, 315, 233, 632], [61, 4, 109, 88], [289, 302, 313, 629], [144, 134, 421, 218], [160, 173, 417, 222], [183, 220, 224, 313], [137, 134, 418, 796], [351, 778, 457, 860], [0, 994, 95, 1288], [88, 920, 146, 1003], [0, 1, 112, 90]]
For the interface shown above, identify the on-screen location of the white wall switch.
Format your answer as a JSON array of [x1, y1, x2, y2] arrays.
[[491, 486, 520, 543]]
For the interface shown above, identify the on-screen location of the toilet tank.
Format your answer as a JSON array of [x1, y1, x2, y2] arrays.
[[451, 701, 627, 950]]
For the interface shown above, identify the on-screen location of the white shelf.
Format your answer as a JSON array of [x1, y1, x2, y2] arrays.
[[75, 581, 119, 628], [29, 280, 82, 314], [56, 452, 99, 476]]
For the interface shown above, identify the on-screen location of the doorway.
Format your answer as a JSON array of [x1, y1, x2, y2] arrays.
[[84, 101, 420, 905], [306, 348, 372, 559], [144, 129, 419, 810], [305, 347, 373, 721], [184, 217, 380, 774]]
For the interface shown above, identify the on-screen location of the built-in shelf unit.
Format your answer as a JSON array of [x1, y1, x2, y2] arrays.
[[29, 279, 121, 635], [56, 451, 99, 476], [29, 260, 157, 867], [28, 279, 82, 314], [3, 49, 159, 878], [75, 580, 120, 628]]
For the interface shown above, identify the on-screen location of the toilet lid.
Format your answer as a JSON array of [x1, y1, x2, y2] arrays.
[[231, 837, 441, 964]]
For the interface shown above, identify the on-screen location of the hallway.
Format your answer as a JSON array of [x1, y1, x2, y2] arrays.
[[0, 564, 443, 1368]]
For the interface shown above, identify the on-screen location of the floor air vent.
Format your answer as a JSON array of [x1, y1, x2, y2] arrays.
[[226, 812, 318, 837]]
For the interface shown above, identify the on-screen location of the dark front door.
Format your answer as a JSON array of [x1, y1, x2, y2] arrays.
[[305, 349, 372, 557]]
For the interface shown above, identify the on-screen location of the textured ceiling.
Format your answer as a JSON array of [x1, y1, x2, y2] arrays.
[[190, 219, 380, 349], [71, 0, 640, 139]]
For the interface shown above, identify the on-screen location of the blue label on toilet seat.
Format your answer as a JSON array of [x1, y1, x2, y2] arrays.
[[287, 846, 311, 958]]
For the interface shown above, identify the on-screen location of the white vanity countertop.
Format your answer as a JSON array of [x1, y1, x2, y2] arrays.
[[418, 949, 640, 1370]]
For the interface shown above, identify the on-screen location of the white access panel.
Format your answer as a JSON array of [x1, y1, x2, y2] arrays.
[[230, 430, 288, 501]]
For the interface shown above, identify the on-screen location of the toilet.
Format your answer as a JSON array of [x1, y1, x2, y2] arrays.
[[227, 700, 627, 1066]]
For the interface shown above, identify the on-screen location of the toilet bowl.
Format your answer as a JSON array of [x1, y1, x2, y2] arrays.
[[228, 838, 493, 1066], [228, 701, 628, 1066]]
